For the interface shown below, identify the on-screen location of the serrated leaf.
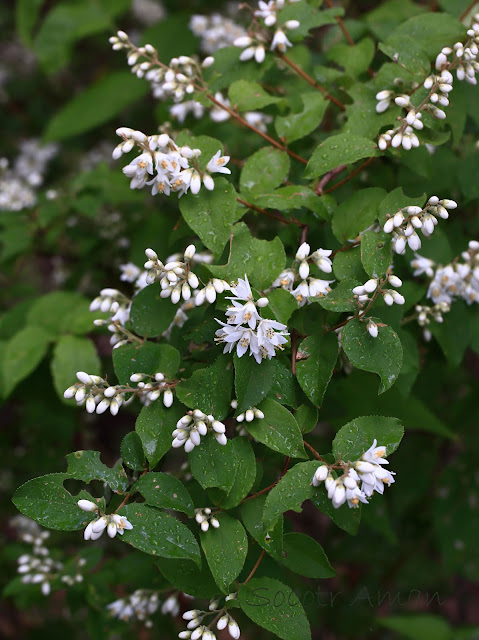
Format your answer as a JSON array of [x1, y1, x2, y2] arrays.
[[333, 247, 368, 282], [132, 472, 194, 517], [3, 326, 52, 398], [176, 354, 233, 419], [315, 278, 360, 312], [263, 461, 319, 529], [179, 179, 241, 258], [113, 342, 180, 385], [156, 556, 218, 598], [66, 450, 128, 493], [295, 333, 338, 407], [239, 577, 311, 640], [248, 398, 306, 458], [189, 434, 238, 492], [254, 185, 329, 219], [275, 92, 328, 143], [241, 494, 283, 560], [240, 148, 290, 195], [210, 438, 256, 509], [229, 80, 282, 111], [129, 284, 179, 338], [294, 403, 318, 433], [44, 72, 148, 140], [234, 353, 275, 413], [262, 288, 298, 324], [342, 320, 403, 393], [120, 432, 147, 471], [305, 134, 379, 178], [332, 416, 404, 461], [332, 187, 386, 243], [12, 473, 92, 531], [121, 504, 201, 566], [135, 401, 185, 468], [327, 38, 375, 78], [201, 513, 248, 593], [208, 222, 286, 291], [51, 335, 101, 402], [361, 230, 392, 278], [281, 532, 335, 578]]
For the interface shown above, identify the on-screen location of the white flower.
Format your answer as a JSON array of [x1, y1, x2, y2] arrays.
[[206, 150, 231, 175], [271, 29, 292, 52], [83, 514, 133, 541], [119, 262, 141, 282]]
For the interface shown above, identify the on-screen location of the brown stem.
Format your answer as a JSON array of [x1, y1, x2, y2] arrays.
[[322, 156, 376, 194], [277, 53, 346, 110], [460, 0, 478, 21], [316, 164, 347, 195], [303, 441, 329, 464], [237, 197, 306, 228], [300, 224, 310, 245], [323, 0, 375, 77], [331, 240, 360, 258], [205, 93, 308, 165], [243, 549, 266, 584]]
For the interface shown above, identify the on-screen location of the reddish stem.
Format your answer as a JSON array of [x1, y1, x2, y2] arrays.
[[243, 549, 266, 584], [303, 440, 329, 464], [322, 156, 376, 194]]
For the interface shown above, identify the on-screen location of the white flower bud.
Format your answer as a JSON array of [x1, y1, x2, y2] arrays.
[[76, 371, 92, 385], [367, 321, 378, 338], [383, 218, 395, 233], [388, 275, 402, 288], [299, 260, 310, 279], [77, 499, 97, 512], [202, 56, 215, 68], [163, 389, 174, 408], [363, 279, 378, 293], [257, 297, 269, 307], [234, 36, 253, 48]]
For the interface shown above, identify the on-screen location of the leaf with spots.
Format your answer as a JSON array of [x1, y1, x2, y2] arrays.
[[132, 472, 195, 517], [332, 415, 404, 461], [295, 333, 338, 407], [248, 398, 306, 459], [66, 450, 128, 493]]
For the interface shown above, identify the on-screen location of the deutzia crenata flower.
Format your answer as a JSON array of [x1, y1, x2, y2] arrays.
[[270, 29, 293, 52], [172, 410, 227, 452], [106, 589, 159, 626], [195, 507, 220, 532], [80, 503, 133, 541]]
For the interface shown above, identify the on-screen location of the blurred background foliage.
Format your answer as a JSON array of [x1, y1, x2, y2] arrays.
[[1, 0, 479, 639]]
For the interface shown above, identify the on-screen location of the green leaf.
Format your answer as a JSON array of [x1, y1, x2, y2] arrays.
[[156, 557, 218, 598], [211, 438, 256, 509], [240, 148, 290, 196], [269, 359, 303, 407], [281, 532, 335, 578], [306, 134, 379, 178], [132, 472, 194, 517], [12, 473, 92, 531], [16, 0, 46, 45], [241, 494, 283, 560], [189, 435, 238, 492], [248, 398, 306, 458], [379, 36, 431, 77], [176, 354, 233, 420], [51, 335, 101, 402], [295, 333, 338, 407], [275, 92, 328, 143], [179, 179, 241, 258], [263, 461, 319, 529], [44, 72, 149, 141], [239, 577, 311, 640], [26, 292, 93, 335], [129, 284, 179, 338], [254, 185, 329, 219], [384, 13, 465, 59], [332, 416, 404, 461], [113, 342, 180, 385], [234, 353, 275, 413], [332, 187, 386, 242], [229, 80, 282, 111], [208, 222, 286, 291], [135, 401, 185, 468], [310, 489, 361, 535], [361, 230, 392, 278], [201, 513, 248, 593], [294, 403, 318, 433], [3, 326, 52, 398], [121, 504, 201, 566], [120, 432, 147, 471], [327, 38, 375, 78], [262, 288, 298, 325], [377, 615, 452, 640], [342, 320, 403, 393], [364, 0, 426, 41], [66, 450, 128, 493], [343, 83, 401, 139], [315, 278, 360, 312], [33, 3, 112, 74], [333, 247, 368, 282]]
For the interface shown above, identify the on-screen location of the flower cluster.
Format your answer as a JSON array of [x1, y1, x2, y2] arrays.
[[234, 0, 301, 59], [189, 13, 247, 54], [131, 0, 166, 26], [78, 500, 133, 541], [15, 523, 85, 595], [106, 589, 160, 626], [195, 508, 220, 532], [312, 440, 396, 509], [215, 276, 289, 363], [425, 241, 479, 306], [64, 370, 174, 416], [377, 16, 479, 150], [180, 604, 241, 640], [114, 127, 231, 197], [383, 196, 457, 254], [231, 399, 265, 423], [271, 242, 334, 307], [172, 410, 227, 453]]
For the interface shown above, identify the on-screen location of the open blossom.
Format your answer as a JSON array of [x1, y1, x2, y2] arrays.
[[312, 440, 396, 509], [79, 504, 133, 541]]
